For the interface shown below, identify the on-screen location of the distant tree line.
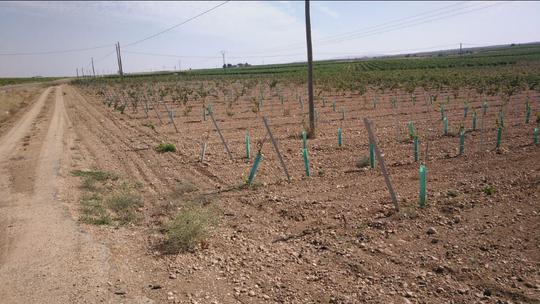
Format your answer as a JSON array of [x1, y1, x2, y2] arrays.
[[223, 63, 251, 69]]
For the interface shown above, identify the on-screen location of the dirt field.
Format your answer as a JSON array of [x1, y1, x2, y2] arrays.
[[0, 82, 538, 303]]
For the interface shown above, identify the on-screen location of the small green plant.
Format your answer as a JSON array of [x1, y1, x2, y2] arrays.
[[156, 143, 176, 153], [483, 185, 496, 195], [183, 105, 193, 116], [164, 204, 218, 253], [446, 189, 459, 198]]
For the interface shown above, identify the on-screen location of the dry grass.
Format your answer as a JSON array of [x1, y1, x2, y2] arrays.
[[164, 203, 218, 253], [72, 169, 142, 226], [0, 87, 42, 126]]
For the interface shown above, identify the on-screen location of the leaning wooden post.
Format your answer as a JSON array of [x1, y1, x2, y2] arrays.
[[153, 101, 164, 125], [200, 142, 207, 162], [209, 111, 234, 161], [364, 117, 399, 212], [163, 102, 179, 133], [263, 116, 291, 182]]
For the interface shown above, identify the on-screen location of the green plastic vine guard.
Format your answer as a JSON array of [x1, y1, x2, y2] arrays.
[[280, 95, 284, 105], [440, 105, 445, 121], [391, 97, 397, 109], [248, 152, 263, 185], [472, 112, 477, 131], [459, 130, 465, 155], [496, 126, 502, 149], [408, 121, 415, 138], [338, 127, 342, 147], [525, 108, 531, 124], [302, 130, 307, 149], [443, 117, 449, 135], [464, 104, 469, 118], [369, 143, 376, 168], [482, 100, 488, 115], [332, 101, 336, 112], [245, 133, 251, 159], [419, 165, 427, 208], [302, 148, 310, 177], [534, 128, 538, 145], [413, 136, 419, 162]]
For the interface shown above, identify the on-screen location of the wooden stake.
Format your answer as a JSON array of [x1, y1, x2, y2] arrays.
[[209, 111, 234, 161], [363, 118, 399, 212], [263, 116, 291, 182]]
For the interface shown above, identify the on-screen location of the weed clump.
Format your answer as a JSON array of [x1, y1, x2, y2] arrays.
[[356, 156, 370, 168], [164, 204, 217, 253], [107, 186, 143, 225], [72, 169, 143, 226], [156, 143, 176, 153], [483, 185, 496, 195], [80, 193, 111, 225]]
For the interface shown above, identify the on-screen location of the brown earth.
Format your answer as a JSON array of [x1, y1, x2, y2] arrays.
[[0, 83, 538, 303]]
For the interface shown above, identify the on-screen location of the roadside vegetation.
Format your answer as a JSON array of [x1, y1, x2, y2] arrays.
[[72, 169, 143, 226]]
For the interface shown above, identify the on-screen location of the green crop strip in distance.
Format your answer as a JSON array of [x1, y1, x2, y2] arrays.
[[72, 43, 540, 96]]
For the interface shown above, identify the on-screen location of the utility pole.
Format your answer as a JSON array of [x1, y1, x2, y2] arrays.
[[91, 57, 96, 77], [220, 50, 226, 68], [459, 42, 462, 55], [116, 42, 124, 76], [76, 68, 79, 78], [305, 0, 315, 138]]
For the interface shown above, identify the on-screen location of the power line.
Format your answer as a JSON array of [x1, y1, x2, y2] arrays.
[[123, 50, 218, 59], [233, 1, 505, 57], [318, 2, 507, 46], [235, 2, 467, 56], [123, 1, 230, 48], [0, 43, 115, 56], [0, 1, 229, 56]]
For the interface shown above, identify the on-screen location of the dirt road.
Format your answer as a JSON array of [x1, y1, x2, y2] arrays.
[[0, 86, 111, 303]]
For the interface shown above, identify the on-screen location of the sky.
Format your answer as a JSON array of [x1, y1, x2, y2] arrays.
[[1, 1, 539, 77]]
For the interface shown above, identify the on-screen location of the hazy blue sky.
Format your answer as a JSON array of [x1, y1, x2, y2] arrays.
[[1, 1, 539, 77]]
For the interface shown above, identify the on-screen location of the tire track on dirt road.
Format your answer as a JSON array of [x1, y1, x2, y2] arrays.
[[0, 86, 113, 303]]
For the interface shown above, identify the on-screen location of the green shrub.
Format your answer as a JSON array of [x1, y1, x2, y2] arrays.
[[165, 204, 217, 253], [156, 143, 176, 153], [483, 185, 496, 195]]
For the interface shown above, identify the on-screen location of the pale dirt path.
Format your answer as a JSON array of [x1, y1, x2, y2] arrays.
[[0, 86, 114, 303]]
